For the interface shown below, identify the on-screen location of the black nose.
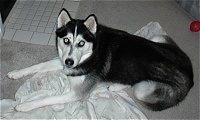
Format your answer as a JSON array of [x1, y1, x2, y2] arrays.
[[65, 59, 74, 67]]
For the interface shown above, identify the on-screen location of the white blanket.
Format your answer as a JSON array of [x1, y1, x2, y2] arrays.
[[0, 22, 166, 119]]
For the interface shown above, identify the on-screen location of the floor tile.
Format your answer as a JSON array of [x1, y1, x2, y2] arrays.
[[48, 1, 55, 6], [9, 18, 17, 23], [39, 21, 48, 27], [11, 13, 19, 18], [31, 21, 40, 26], [16, 3, 24, 9], [3, 29, 16, 40], [33, 15, 42, 21], [49, 17, 57, 22], [23, 6, 31, 10], [13, 30, 33, 43], [43, 11, 51, 17], [30, 32, 51, 45], [51, 12, 59, 18], [15, 8, 22, 13], [54, 3, 63, 9], [26, 14, 34, 20], [46, 22, 55, 28], [53, 7, 60, 13], [48, 34, 56, 46], [40, 1, 48, 7], [6, 23, 15, 29], [70, 0, 82, 1], [4, 0, 80, 45], [14, 24, 22, 30], [53, 25, 57, 34], [37, 26, 45, 32], [20, 11, 29, 15], [45, 27, 54, 34], [41, 16, 50, 22], [45, 7, 53, 12], [33, 1, 40, 6], [23, 19, 32, 25], [28, 10, 37, 15], [16, 18, 24, 24], [18, 13, 26, 19], [29, 26, 37, 32], [21, 24, 30, 31], [38, 7, 46, 11], [36, 11, 44, 16]]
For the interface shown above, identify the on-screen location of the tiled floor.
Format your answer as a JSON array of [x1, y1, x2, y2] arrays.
[[3, 0, 80, 46]]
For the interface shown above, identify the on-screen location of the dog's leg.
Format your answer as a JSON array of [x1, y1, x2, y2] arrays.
[[15, 91, 78, 112], [7, 58, 63, 79]]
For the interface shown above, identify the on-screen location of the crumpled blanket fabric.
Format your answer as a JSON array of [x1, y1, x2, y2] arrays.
[[0, 22, 166, 119]]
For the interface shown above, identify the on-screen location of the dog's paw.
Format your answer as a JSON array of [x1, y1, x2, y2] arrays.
[[7, 70, 24, 80], [15, 103, 34, 112]]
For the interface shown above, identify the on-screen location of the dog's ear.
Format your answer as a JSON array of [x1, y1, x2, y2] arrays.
[[84, 14, 97, 34], [57, 8, 71, 28]]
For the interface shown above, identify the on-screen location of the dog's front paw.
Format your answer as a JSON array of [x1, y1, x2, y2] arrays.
[[7, 70, 24, 80], [15, 103, 34, 112]]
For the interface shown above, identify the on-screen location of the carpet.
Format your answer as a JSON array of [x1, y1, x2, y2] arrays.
[[1, 40, 57, 99]]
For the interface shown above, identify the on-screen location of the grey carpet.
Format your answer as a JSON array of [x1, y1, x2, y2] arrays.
[[1, 40, 57, 99], [1, 0, 199, 119]]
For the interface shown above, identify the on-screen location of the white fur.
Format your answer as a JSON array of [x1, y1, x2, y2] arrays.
[[57, 10, 71, 28], [7, 58, 63, 80], [79, 52, 92, 64], [67, 33, 74, 43], [74, 25, 78, 41], [133, 81, 156, 101], [84, 16, 97, 34], [150, 36, 167, 43], [57, 34, 93, 67]]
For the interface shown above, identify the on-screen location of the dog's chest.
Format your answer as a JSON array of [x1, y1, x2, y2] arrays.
[[68, 75, 86, 89]]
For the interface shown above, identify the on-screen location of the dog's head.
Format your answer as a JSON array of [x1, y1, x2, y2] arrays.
[[56, 8, 97, 68]]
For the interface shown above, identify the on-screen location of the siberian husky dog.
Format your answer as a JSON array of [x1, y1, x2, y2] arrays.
[[8, 8, 193, 112]]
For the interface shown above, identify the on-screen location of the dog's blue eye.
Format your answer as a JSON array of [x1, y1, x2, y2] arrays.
[[63, 38, 70, 45], [78, 41, 85, 47]]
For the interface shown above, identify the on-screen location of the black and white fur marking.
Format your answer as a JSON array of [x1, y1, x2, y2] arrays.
[[8, 8, 193, 112]]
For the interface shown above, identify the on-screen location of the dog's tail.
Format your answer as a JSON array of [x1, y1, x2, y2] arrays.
[[150, 35, 178, 46], [133, 62, 193, 111]]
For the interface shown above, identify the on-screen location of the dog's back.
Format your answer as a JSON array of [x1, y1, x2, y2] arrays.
[[95, 26, 193, 110]]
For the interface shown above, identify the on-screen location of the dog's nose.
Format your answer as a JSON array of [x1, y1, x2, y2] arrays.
[[65, 59, 74, 67]]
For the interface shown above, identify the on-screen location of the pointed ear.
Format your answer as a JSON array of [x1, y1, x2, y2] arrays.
[[84, 15, 97, 34], [57, 8, 71, 28]]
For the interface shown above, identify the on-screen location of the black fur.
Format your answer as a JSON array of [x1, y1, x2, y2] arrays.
[[56, 9, 193, 111]]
